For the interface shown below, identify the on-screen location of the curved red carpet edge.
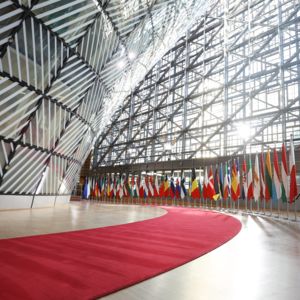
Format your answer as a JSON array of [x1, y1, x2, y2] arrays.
[[0, 206, 241, 300]]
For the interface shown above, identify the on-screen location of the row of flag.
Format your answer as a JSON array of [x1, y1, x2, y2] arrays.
[[83, 139, 298, 203]]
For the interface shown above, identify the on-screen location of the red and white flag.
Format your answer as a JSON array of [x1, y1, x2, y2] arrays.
[[289, 137, 298, 203], [253, 154, 260, 201], [281, 143, 289, 203], [154, 175, 159, 197], [148, 176, 154, 197]]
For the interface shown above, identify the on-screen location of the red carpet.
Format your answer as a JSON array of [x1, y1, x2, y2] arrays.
[[0, 207, 241, 299]]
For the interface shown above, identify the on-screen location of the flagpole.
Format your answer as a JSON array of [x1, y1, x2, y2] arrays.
[[277, 197, 280, 219], [294, 201, 297, 222]]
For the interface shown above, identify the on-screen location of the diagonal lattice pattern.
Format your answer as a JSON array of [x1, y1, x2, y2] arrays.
[[0, 0, 209, 195], [95, 0, 300, 169]]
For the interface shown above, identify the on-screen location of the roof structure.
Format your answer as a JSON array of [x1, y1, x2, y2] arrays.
[[0, 0, 210, 195]]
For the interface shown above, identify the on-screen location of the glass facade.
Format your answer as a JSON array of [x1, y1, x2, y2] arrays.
[[0, 0, 208, 195], [95, 0, 300, 167]]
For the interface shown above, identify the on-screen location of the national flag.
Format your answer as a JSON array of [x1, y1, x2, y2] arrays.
[[99, 177, 103, 196], [83, 177, 90, 199], [114, 177, 118, 197], [128, 176, 132, 197], [100, 177, 105, 197], [91, 178, 95, 198], [164, 175, 170, 197], [213, 166, 220, 201], [175, 178, 181, 198], [123, 176, 129, 197], [170, 177, 176, 198], [116, 177, 121, 199], [203, 167, 209, 199], [180, 177, 187, 199], [190, 168, 200, 199], [247, 155, 254, 200], [148, 176, 154, 197], [265, 150, 272, 201], [134, 176, 139, 197], [198, 178, 202, 198], [119, 176, 124, 199], [154, 175, 159, 197], [281, 143, 289, 203], [94, 180, 100, 198], [231, 160, 240, 201], [107, 177, 111, 197], [88, 177, 93, 198], [272, 148, 281, 202], [206, 166, 216, 200], [110, 177, 115, 198], [159, 176, 165, 197], [241, 158, 247, 200], [139, 176, 144, 198], [260, 152, 265, 200], [219, 163, 224, 198], [289, 137, 298, 203], [142, 177, 148, 198], [223, 162, 229, 200], [127, 176, 132, 197], [253, 154, 260, 201]]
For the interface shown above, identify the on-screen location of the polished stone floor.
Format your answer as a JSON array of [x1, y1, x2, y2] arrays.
[[0, 202, 299, 300], [0, 201, 166, 238]]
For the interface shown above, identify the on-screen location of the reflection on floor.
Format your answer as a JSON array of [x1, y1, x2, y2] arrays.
[[0, 201, 299, 300], [0, 201, 166, 239]]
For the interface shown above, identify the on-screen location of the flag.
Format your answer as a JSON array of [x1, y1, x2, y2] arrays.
[[134, 176, 139, 197], [253, 154, 260, 201], [148, 176, 154, 197], [281, 143, 289, 203], [203, 167, 209, 199], [289, 137, 298, 203], [142, 177, 148, 198], [139, 176, 145, 198], [191, 168, 200, 199], [247, 155, 254, 200], [231, 160, 240, 201], [164, 175, 170, 197], [123, 176, 128, 197], [154, 175, 159, 197], [241, 158, 247, 200], [272, 148, 281, 202], [110, 176, 114, 198], [119, 176, 124, 199], [125, 176, 131, 197], [265, 150, 272, 201], [170, 177, 176, 198], [100, 177, 105, 197], [180, 177, 187, 199], [223, 162, 229, 200], [175, 178, 181, 198], [213, 166, 220, 201], [219, 163, 224, 198], [260, 152, 265, 200], [107, 177, 111, 197], [198, 178, 202, 198], [94, 180, 100, 198], [127, 176, 132, 197], [83, 177, 90, 199], [159, 176, 165, 197], [207, 166, 216, 200], [116, 177, 121, 199]]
